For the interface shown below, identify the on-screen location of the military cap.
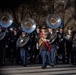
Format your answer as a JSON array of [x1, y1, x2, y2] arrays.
[[36, 26, 40, 29], [60, 26, 63, 29], [67, 26, 73, 30], [41, 26, 46, 29]]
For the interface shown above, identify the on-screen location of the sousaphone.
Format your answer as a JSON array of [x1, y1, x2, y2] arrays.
[[46, 14, 62, 44], [16, 17, 36, 47], [0, 13, 13, 40], [21, 17, 36, 33], [46, 14, 62, 28]]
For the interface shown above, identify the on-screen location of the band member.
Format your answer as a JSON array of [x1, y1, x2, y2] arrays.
[[39, 26, 49, 69], [0, 26, 6, 66], [28, 31, 35, 63], [5, 28, 11, 62], [47, 27, 57, 67], [72, 32, 76, 65], [64, 26, 74, 64], [19, 31, 28, 66], [12, 30, 19, 63], [57, 26, 65, 63], [34, 26, 41, 63]]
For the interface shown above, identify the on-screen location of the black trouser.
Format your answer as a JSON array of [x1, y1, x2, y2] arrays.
[[66, 47, 73, 64], [0, 47, 5, 66], [57, 44, 65, 63], [73, 47, 76, 64]]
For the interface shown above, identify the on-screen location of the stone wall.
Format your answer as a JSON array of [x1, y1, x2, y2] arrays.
[[0, 0, 75, 31]]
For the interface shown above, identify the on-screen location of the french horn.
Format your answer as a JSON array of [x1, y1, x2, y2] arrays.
[[16, 17, 36, 47], [0, 13, 13, 40]]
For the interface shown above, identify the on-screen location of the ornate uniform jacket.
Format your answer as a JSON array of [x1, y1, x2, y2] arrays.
[[64, 32, 73, 49]]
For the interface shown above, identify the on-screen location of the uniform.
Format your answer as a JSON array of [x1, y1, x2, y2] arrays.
[[39, 26, 48, 69], [19, 32, 28, 66], [64, 26, 74, 64], [47, 30, 57, 67], [57, 27, 65, 63], [72, 32, 76, 65], [0, 28, 6, 66]]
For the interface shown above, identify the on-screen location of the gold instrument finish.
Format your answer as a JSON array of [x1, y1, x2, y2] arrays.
[[1, 16, 9, 23], [39, 37, 44, 47], [65, 34, 72, 41], [39, 32, 48, 47], [24, 22, 31, 28], [50, 18, 57, 25], [67, 35, 71, 39]]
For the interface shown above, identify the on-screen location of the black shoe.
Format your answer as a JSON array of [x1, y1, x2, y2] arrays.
[[51, 65, 54, 67], [42, 66, 46, 69], [49, 64, 51, 66], [23, 64, 27, 67]]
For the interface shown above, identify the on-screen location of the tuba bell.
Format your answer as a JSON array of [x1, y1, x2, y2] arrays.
[[21, 17, 36, 33], [0, 13, 13, 28], [0, 13, 13, 40], [46, 14, 62, 29], [16, 17, 36, 47]]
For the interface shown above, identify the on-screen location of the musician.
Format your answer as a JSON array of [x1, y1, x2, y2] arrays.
[[12, 30, 19, 63], [33, 26, 41, 63], [0, 26, 6, 66], [39, 26, 48, 69], [64, 26, 74, 64], [28, 31, 35, 63], [57, 26, 65, 63], [47, 27, 57, 67], [19, 31, 28, 66], [73, 33, 76, 65]]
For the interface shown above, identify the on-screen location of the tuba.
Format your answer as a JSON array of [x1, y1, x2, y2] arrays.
[[46, 14, 62, 29], [16, 17, 36, 47], [0, 13, 13, 40], [21, 17, 36, 33], [46, 14, 62, 44]]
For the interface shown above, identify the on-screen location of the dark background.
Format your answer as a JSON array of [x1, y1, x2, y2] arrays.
[[0, 0, 37, 9]]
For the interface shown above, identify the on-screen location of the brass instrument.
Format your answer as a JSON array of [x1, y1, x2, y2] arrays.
[[0, 13, 13, 40], [39, 37, 44, 47], [39, 32, 47, 47], [0, 13, 13, 28], [46, 14, 62, 44], [17, 17, 36, 47], [21, 17, 36, 33], [46, 14, 62, 29]]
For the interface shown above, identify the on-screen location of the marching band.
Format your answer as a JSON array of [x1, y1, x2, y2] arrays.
[[0, 14, 76, 69]]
